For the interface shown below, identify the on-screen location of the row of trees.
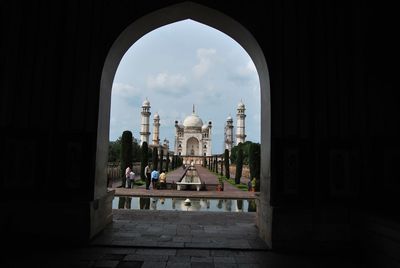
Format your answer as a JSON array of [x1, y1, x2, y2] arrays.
[[232, 141, 260, 190], [205, 141, 260, 191], [115, 131, 183, 186], [108, 134, 141, 163], [111, 130, 259, 190]]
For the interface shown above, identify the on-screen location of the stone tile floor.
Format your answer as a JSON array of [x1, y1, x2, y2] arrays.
[[91, 210, 266, 250], [0, 244, 359, 268], [0, 209, 360, 267]]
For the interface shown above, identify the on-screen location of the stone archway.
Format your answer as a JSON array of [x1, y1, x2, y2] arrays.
[[186, 137, 199, 156], [97, 1, 271, 247]]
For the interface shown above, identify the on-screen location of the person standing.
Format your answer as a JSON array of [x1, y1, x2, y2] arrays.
[[251, 177, 256, 192], [151, 168, 160, 190], [159, 170, 166, 189], [247, 179, 252, 192], [144, 164, 151, 190], [125, 166, 131, 188], [128, 170, 135, 189]]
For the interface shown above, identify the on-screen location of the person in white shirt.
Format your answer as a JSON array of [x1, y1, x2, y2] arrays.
[[144, 164, 151, 190], [125, 166, 131, 188], [128, 171, 135, 188]]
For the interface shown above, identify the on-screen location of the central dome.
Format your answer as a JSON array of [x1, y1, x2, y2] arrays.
[[183, 113, 203, 128]]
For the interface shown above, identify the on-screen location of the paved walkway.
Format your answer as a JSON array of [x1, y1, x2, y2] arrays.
[[193, 166, 247, 192], [1, 209, 359, 267], [165, 166, 187, 184], [2, 243, 358, 267], [91, 210, 266, 250]]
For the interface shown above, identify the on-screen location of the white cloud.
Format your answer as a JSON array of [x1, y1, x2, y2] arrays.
[[110, 20, 260, 146], [109, 96, 137, 140], [147, 72, 187, 94], [112, 83, 140, 98], [192, 48, 217, 78], [237, 60, 257, 76]]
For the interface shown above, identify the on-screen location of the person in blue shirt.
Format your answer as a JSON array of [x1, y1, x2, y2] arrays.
[[150, 168, 160, 190]]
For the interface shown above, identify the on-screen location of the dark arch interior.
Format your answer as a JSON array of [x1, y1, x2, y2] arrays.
[[1, 1, 399, 267]]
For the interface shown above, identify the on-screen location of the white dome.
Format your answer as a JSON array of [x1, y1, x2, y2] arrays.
[[238, 101, 245, 109], [142, 99, 150, 107], [183, 114, 203, 128], [154, 112, 159, 119], [202, 124, 208, 131], [227, 115, 233, 121]]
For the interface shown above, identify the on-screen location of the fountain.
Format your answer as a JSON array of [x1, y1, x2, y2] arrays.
[[176, 166, 202, 191]]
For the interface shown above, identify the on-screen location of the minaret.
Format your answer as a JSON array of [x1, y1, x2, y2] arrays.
[[163, 138, 169, 150], [225, 115, 234, 152], [236, 101, 246, 145], [152, 112, 160, 146], [140, 99, 151, 145]]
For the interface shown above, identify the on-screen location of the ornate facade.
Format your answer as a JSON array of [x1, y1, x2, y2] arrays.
[[174, 106, 212, 164]]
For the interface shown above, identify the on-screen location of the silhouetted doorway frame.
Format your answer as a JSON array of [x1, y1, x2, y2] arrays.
[[97, 1, 271, 247]]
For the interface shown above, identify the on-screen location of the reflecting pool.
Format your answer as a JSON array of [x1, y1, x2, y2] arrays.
[[113, 196, 256, 212]]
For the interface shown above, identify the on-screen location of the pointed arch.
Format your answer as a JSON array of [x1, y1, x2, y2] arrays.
[[97, 1, 271, 247]]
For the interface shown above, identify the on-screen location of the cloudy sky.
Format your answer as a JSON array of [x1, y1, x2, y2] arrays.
[[110, 19, 260, 154]]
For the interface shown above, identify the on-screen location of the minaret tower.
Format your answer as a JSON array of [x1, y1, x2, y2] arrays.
[[140, 99, 151, 145], [236, 101, 246, 145], [152, 112, 160, 146], [225, 115, 234, 153]]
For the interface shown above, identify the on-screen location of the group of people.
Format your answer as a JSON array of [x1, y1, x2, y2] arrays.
[[126, 164, 254, 191], [144, 164, 167, 190], [125, 165, 167, 190]]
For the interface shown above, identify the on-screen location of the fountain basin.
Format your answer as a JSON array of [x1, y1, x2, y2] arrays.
[[176, 166, 202, 191]]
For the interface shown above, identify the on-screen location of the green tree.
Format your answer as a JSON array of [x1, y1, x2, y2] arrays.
[[230, 141, 252, 164], [214, 155, 218, 174], [120, 131, 133, 187], [152, 147, 158, 171], [132, 139, 141, 162], [140, 142, 148, 180], [166, 152, 170, 172], [108, 137, 121, 163], [108, 136, 140, 163], [249, 142, 261, 191], [177, 156, 182, 167], [220, 156, 223, 176], [235, 148, 244, 184], [224, 149, 230, 179], [159, 149, 164, 171]]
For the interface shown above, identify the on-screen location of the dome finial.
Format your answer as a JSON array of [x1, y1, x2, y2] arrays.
[[192, 104, 195, 114]]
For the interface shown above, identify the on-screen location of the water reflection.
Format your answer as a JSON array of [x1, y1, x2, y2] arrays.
[[248, 199, 256, 212], [140, 197, 150, 209], [118, 196, 132, 209], [113, 196, 256, 212], [237, 199, 243, 211]]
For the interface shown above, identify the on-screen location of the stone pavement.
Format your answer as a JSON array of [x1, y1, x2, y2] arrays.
[[195, 165, 241, 192], [91, 210, 266, 250], [1, 210, 360, 267], [1, 245, 359, 267]]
